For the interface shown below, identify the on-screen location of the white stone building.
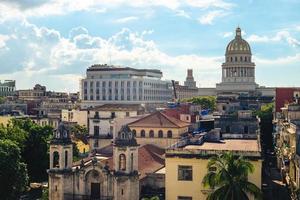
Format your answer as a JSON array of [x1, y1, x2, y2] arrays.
[[80, 65, 173, 108]]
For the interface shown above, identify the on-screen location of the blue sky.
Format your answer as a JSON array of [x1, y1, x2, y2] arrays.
[[0, 0, 299, 92]]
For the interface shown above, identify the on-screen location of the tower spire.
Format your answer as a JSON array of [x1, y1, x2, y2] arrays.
[[236, 26, 242, 38]]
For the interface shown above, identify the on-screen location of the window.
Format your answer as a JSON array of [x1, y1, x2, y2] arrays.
[[158, 130, 163, 138], [149, 130, 154, 138], [126, 112, 130, 117], [53, 151, 59, 168], [178, 165, 192, 181], [94, 140, 98, 147], [167, 130, 173, 138], [178, 197, 192, 200], [65, 150, 68, 168], [94, 126, 99, 136], [226, 126, 230, 133], [119, 154, 126, 171], [132, 129, 136, 137], [244, 126, 249, 134], [141, 130, 145, 137]]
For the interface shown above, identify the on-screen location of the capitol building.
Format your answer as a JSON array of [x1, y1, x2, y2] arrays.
[[178, 27, 275, 99]]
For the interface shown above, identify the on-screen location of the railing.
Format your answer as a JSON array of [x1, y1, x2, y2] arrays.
[[64, 194, 113, 200]]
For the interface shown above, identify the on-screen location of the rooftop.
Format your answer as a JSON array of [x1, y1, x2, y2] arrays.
[[166, 138, 261, 159], [128, 111, 190, 128]]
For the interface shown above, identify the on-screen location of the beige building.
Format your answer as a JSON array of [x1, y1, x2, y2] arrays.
[[128, 111, 190, 148], [165, 136, 262, 200], [61, 109, 88, 127]]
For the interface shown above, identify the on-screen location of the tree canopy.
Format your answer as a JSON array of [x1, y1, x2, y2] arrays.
[[183, 96, 216, 110], [202, 152, 262, 200], [0, 118, 53, 182], [0, 139, 28, 200]]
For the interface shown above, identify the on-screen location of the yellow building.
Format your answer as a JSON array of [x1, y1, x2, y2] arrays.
[[128, 111, 190, 148], [165, 139, 262, 200]]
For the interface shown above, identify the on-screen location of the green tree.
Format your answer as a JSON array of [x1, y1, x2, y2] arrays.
[[11, 118, 53, 182], [0, 139, 28, 200], [202, 152, 262, 200], [70, 124, 88, 141], [0, 118, 53, 182], [183, 96, 216, 110]]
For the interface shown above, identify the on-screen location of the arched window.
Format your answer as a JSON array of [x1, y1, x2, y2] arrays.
[[244, 126, 249, 134], [149, 130, 154, 138], [158, 130, 163, 138], [132, 129, 136, 137], [230, 57, 233, 62], [53, 151, 59, 168], [235, 57, 237, 62], [119, 154, 126, 171], [167, 130, 172, 138], [131, 153, 134, 171], [65, 150, 68, 168], [245, 57, 247, 62], [240, 56, 243, 62], [140, 130, 145, 137], [226, 126, 230, 133]]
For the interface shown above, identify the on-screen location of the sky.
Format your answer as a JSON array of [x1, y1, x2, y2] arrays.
[[0, 0, 299, 92]]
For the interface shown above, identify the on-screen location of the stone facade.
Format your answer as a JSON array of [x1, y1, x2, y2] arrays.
[[48, 124, 140, 200]]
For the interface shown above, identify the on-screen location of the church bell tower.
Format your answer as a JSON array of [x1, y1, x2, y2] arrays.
[[113, 125, 140, 200], [48, 122, 73, 200]]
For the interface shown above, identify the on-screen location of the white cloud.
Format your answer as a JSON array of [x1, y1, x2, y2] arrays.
[[0, 0, 235, 22], [222, 31, 233, 38], [0, 20, 222, 91], [198, 10, 228, 25], [247, 31, 300, 47], [0, 34, 10, 48], [113, 16, 139, 24], [175, 10, 191, 18], [255, 53, 300, 66]]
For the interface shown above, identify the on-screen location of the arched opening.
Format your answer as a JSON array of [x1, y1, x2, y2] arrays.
[[131, 153, 134, 171], [65, 150, 68, 168], [132, 129, 136, 137], [226, 126, 230, 133], [167, 130, 173, 138], [158, 130, 163, 138], [140, 130, 145, 137], [244, 126, 249, 134], [149, 130, 154, 138], [53, 151, 59, 168], [119, 154, 126, 171]]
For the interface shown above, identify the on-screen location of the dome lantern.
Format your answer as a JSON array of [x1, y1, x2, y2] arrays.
[[225, 27, 251, 55]]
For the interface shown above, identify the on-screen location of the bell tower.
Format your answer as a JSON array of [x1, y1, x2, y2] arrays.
[[48, 122, 73, 200], [113, 125, 140, 200]]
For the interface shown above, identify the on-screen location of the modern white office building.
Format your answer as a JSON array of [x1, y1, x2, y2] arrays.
[[80, 64, 173, 107]]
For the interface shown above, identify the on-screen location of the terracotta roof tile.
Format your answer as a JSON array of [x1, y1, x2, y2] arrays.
[[128, 111, 190, 128]]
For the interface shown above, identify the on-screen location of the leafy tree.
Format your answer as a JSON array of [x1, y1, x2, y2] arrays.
[[11, 118, 53, 182], [202, 152, 262, 200], [0, 139, 28, 200], [70, 124, 88, 141], [0, 118, 53, 182], [183, 96, 216, 110], [41, 188, 49, 200]]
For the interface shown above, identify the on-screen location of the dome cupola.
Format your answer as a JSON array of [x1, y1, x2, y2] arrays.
[[226, 27, 251, 55]]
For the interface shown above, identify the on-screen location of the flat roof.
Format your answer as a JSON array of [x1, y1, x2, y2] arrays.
[[184, 139, 260, 152]]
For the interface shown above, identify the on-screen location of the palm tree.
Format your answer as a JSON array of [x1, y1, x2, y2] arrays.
[[202, 152, 262, 200]]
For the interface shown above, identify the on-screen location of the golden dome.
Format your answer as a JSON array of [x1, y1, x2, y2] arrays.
[[226, 27, 251, 55]]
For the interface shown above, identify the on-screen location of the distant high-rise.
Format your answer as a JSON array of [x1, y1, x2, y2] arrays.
[[80, 64, 173, 108], [0, 80, 15, 97]]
